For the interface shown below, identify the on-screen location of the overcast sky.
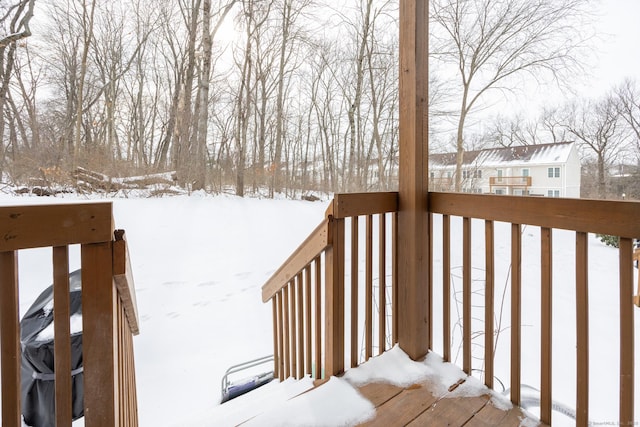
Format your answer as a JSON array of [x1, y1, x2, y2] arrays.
[[587, 0, 640, 96]]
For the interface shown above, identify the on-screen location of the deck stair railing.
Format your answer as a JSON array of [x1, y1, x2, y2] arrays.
[[0, 202, 139, 427], [263, 191, 640, 426], [261, 192, 398, 380]]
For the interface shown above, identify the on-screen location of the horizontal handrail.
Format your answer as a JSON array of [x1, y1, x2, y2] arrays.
[[113, 229, 140, 335], [262, 219, 330, 302], [0, 202, 114, 251], [429, 192, 640, 237], [327, 192, 398, 218]]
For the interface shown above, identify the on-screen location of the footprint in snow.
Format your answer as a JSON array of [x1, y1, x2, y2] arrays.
[[197, 281, 219, 287], [166, 312, 180, 319], [162, 281, 186, 287], [193, 301, 211, 307]]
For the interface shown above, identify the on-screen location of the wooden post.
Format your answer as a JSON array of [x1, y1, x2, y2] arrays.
[[325, 216, 345, 376], [53, 246, 73, 427], [82, 242, 118, 427], [0, 251, 21, 427], [397, 0, 430, 361]]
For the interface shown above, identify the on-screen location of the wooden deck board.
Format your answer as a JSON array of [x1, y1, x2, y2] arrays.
[[465, 401, 544, 427], [357, 382, 404, 407], [354, 378, 549, 427], [409, 394, 490, 426], [358, 381, 443, 426]]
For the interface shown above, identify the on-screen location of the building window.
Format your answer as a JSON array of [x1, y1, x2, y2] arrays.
[[548, 167, 560, 178], [497, 169, 503, 182], [495, 189, 504, 195], [430, 172, 435, 179], [462, 170, 468, 179], [547, 190, 560, 197], [475, 170, 482, 178], [522, 168, 529, 183]]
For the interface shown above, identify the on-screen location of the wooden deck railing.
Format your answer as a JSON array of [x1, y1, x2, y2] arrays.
[[0, 203, 139, 427], [489, 176, 532, 187], [429, 192, 639, 426], [263, 191, 640, 426], [262, 192, 398, 380]]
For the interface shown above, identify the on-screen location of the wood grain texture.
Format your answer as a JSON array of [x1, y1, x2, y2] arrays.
[[332, 192, 398, 219], [575, 231, 589, 426], [0, 202, 113, 251], [113, 230, 139, 335], [397, 0, 430, 361], [429, 192, 640, 237], [53, 246, 73, 427], [541, 228, 552, 425], [82, 241, 117, 427], [484, 220, 494, 390], [511, 224, 521, 406], [0, 251, 21, 427], [262, 220, 329, 302], [618, 237, 634, 425]]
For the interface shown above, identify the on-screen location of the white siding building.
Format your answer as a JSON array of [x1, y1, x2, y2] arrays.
[[429, 142, 581, 198]]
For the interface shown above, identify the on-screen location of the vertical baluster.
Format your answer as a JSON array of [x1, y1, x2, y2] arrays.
[[277, 291, 285, 381], [428, 212, 433, 350], [511, 223, 522, 406], [314, 256, 322, 379], [272, 297, 279, 380], [392, 212, 398, 345], [297, 272, 304, 379], [365, 214, 373, 360], [443, 215, 451, 362], [379, 213, 386, 355], [283, 284, 290, 379], [290, 280, 298, 378], [484, 220, 494, 390], [53, 246, 73, 427], [0, 250, 20, 427], [305, 265, 312, 376], [619, 237, 634, 425], [463, 217, 471, 375], [576, 231, 589, 425], [541, 228, 552, 425], [351, 216, 359, 368]]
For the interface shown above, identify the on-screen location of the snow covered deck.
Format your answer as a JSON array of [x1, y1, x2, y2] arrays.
[[219, 346, 545, 426]]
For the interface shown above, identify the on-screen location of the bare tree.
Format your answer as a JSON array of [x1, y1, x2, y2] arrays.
[[430, 0, 593, 191], [615, 78, 640, 159], [0, 0, 36, 173], [565, 95, 626, 199]]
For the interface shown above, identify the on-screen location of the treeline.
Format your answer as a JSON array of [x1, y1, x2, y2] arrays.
[[1, 0, 639, 199], [1, 0, 399, 196]]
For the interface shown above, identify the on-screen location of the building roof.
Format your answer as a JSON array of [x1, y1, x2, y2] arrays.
[[430, 141, 575, 168]]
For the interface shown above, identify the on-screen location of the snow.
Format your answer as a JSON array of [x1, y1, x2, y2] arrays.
[[35, 313, 83, 342], [2, 191, 639, 426]]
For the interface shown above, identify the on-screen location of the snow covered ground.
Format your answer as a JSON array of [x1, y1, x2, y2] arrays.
[[3, 192, 639, 426]]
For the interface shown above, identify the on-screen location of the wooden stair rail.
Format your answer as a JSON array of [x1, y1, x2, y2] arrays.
[[0, 203, 139, 427], [262, 192, 398, 381], [429, 192, 640, 426]]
